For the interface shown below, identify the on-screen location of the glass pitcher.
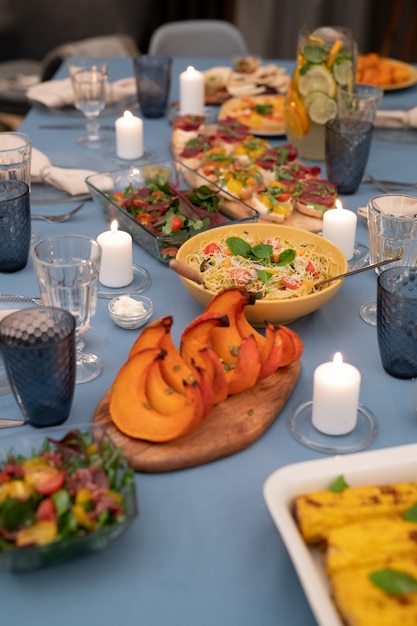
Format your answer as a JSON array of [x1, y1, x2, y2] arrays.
[[284, 26, 356, 161]]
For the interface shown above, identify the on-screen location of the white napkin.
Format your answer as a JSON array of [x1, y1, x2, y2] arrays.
[[31, 147, 97, 195], [27, 76, 137, 109], [374, 106, 417, 128]]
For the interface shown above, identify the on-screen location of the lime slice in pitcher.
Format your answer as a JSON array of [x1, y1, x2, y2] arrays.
[[298, 65, 336, 98], [333, 58, 354, 85], [305, 91, 337, 124], [302, 44, 327, 64]]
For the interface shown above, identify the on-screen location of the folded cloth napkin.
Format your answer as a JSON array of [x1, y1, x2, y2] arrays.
[[374, 106, 417, 128], [31, 147, 97, 195], [26, 76, 137, 109]]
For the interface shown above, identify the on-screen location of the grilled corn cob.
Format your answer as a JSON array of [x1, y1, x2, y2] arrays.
[[325, 516, 417, 575], [295, 482, 417, 544], [331, 557, 417, 626]]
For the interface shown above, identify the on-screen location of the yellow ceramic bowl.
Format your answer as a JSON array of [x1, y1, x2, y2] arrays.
[[175, 223, 348, 327]]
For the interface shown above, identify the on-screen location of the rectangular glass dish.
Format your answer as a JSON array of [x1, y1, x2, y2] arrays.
[[86, 160, 258, 263]]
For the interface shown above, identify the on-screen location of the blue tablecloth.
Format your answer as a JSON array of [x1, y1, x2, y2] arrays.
[[1, 57, 417, 626]]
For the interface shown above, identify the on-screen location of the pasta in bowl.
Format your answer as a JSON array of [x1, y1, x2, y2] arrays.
[[175, 223, 348, 327]]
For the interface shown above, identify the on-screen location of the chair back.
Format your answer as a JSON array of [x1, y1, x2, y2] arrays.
[[148, 20, 250, 57]]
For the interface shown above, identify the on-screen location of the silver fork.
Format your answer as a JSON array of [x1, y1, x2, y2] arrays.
[[31, 202, 85, 223]]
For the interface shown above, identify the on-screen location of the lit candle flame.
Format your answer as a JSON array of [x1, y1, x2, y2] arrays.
[[186, 65, 196, 74], [110, 220, 118, 234], [333, 352, 343, 364], [123, 110, 133, 120], [335, 199, 343, 210]]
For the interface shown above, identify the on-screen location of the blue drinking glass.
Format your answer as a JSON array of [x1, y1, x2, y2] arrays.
[[0, 180, 31, 272], [0, 307, 76, 427], [377, 267, 417, 378]]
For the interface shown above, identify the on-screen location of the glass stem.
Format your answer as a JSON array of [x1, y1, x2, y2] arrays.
[[85, 118, 100, 141], [75, 334, 85, 361]]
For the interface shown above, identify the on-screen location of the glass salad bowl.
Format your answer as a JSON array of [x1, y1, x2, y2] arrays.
[[0, 423, 138, 571]]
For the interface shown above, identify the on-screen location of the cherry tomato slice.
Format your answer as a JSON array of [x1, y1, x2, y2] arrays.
[[36, 497, 58, 523], [171, 216, 183, 231], [231, 268, 253, 285], [32, 470, 66, 495], [136, 213, 155, 225], [160, 246, 179, 258], [204, 242, 221, 256], [282, 276, 301, 290], [306, 261, 320, 278]]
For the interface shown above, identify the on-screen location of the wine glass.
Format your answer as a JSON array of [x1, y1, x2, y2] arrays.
[[32, 235, 102, 384], [360, 194, 417, 325], [70, 67, 108, 147]]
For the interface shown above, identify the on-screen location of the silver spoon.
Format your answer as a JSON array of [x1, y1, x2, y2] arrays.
[[31, 202, 85, 223]]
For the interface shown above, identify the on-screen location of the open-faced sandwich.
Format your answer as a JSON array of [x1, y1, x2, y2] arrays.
[[218, 95, 285, 135], [171, 115, 340, 227], [293, 178, 339, 218]]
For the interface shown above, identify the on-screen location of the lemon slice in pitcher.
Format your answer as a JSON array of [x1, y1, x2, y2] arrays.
[[298, 65, 336, 98], [305, 91, 337, 124]]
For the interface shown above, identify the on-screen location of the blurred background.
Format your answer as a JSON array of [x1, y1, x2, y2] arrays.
[[0, 0, 413, 130], [0, 0, 410, 62]]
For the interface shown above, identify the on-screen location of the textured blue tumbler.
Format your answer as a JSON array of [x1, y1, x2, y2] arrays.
[[0, 180, 31, 272], [377, 267, 417, 379], [0, 307, 76, 427], [325, 118, 373, 194]]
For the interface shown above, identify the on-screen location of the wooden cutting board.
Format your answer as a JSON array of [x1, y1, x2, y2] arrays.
[[93, 360, 301, 473]]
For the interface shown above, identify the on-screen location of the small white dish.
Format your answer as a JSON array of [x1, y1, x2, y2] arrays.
[[108, 294, 153, 329]]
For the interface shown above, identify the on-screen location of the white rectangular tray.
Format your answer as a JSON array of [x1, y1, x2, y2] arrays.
[[263, 443, 417, 626]]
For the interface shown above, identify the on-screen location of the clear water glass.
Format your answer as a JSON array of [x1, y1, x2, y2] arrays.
[[32, 235, 102, 384], [0, 132, 32, 188], [70, 67, 108, 146], [360, 194, 417, 325]]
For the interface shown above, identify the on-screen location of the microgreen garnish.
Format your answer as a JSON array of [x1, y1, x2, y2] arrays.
[[329, 475, 349, 493]]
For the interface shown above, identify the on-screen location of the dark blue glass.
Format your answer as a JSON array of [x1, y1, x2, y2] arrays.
[[133, 55, 172, 118], [0, 307, 76, 427], [0, 180, 31, 272], [325, 118, 373, 194], [377, 267, 417, 378]]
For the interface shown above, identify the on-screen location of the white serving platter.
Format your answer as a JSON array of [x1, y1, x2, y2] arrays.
[[263, 443, 417, 626]]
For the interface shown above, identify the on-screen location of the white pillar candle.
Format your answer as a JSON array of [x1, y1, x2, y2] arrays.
[[115, 111, 144, 160], [312, 352, 361, 435], [322, 200, 357, 260], [97, 220, 134, 288], [179, 66, 205, 116]]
